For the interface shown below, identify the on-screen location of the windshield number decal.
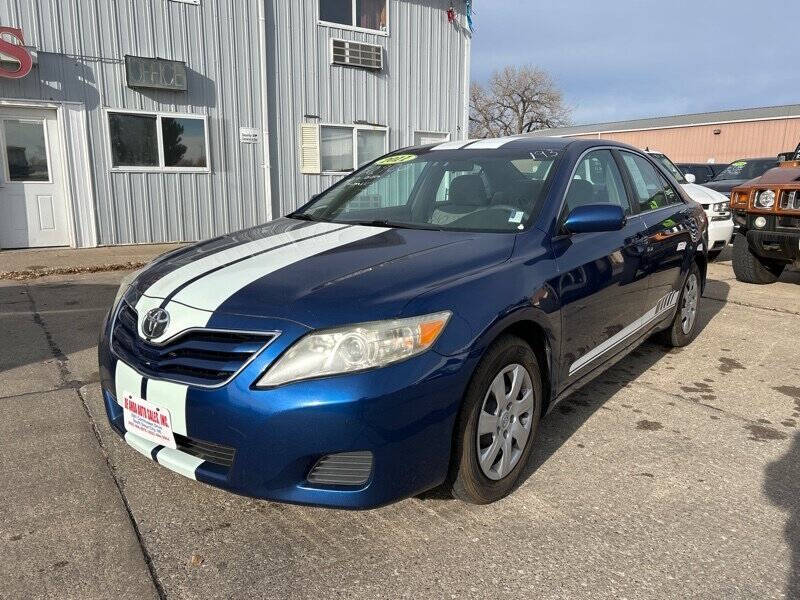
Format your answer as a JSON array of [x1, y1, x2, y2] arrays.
[[376, 154, 417, 165]]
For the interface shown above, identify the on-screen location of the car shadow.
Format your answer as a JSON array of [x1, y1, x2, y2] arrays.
[[765, 426, 800, 597], [420, 278, 730, 501]]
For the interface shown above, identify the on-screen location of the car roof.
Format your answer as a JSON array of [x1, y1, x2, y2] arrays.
[[401, 135, 644, 154]]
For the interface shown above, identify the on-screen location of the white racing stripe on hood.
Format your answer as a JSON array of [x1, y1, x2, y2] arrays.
[[171, 225, 389, 312], [140, 221, 345, 301]]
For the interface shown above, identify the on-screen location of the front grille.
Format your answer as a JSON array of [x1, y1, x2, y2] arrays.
[[780, 190, 800, 211], [112, 302, 275, 387], [307, 451, 373, 486], [175, 433, 236, 468]]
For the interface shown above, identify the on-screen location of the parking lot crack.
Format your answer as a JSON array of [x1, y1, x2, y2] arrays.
[[703, 293, 800, 317], [23, 284, 166, 600]]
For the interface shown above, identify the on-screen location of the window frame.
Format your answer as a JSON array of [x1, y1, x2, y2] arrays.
[[104, 108, 211, 173], [319, 123, 388, 175], [318, 0, 390, 36]]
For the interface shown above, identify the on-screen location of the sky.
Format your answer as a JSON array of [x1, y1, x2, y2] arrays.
[[470, 0, 800, 126]]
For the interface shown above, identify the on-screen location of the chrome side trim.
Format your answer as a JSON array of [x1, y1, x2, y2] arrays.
[[568, 290, 679, 376]]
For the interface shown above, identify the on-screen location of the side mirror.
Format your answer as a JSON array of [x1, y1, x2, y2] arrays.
[[563, 204, 626, 234], [684, 173, 696, 183]]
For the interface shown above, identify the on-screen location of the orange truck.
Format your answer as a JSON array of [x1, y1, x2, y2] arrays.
[[730, 144, 800, 284]]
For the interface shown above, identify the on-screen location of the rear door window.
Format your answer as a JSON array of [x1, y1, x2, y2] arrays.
[[620, 152, 669, 212]]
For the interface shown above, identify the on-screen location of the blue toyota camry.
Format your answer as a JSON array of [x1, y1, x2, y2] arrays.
[[99, 136, 708, 508]]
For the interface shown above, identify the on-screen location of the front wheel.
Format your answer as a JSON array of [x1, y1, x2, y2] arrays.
[[732, 233, 784, 284], [658, 262, 702, 348], [448, 335, 542, 504]]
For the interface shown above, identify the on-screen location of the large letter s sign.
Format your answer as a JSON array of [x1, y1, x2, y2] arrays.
[[0, 27, 33, 79]]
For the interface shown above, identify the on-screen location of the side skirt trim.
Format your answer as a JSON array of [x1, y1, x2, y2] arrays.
[[568, 290, 679, 377]]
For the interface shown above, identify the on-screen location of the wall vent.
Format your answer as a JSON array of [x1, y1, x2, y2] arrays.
[[331, 39, 383, 70]]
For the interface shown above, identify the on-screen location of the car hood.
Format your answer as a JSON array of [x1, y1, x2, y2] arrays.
[[680, 183, 729, 205], [131, 218, 515, 336], [701, 180, 744, 194]]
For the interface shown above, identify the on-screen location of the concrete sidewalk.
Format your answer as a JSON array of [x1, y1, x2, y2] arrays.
[[0, 243, 183, 280]]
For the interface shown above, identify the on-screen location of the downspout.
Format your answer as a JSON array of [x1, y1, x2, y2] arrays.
[[258, 0, 273, 221], [461, 15, 472, 140]]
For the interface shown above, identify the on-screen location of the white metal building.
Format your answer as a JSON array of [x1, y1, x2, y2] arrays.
[[0, 0, 472, 249]]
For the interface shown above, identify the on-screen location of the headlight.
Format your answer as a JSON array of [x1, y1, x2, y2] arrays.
[[711, 201, 730, 213], [112, 267, 145, 309], [256, 311, 452, 387], [755, 190, 775, 208]]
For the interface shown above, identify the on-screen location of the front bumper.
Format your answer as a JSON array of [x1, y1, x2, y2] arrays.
[[707, 217, 734, 250], [746, 229, 800, 263], [99, 322, 472, 509]]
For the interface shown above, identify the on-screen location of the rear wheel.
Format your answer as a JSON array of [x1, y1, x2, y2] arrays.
[[732, 233, 784, 284], [448, 335, 542, 504], [658, 262, 701, 348]]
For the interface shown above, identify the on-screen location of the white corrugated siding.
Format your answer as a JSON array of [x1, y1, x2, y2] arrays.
[[0, 0, 470, 245], [0, 0, 268, 246], [265, 0, 471, 215]]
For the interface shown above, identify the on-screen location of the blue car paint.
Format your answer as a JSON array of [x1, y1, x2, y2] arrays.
[[99, 138, 707, 509]]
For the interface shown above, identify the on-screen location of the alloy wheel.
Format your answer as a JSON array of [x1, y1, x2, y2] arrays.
[[680, 273, 699, 334], [476, 364, 535, 480]]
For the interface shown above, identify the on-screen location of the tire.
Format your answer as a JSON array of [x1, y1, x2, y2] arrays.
[[707, 249, 722, 262], [732, 233, 784, 284], [658, 262, 702, 348], [448, 335, 542, 504]]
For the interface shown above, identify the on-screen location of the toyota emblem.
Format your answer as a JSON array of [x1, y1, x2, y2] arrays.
[[142, 307, 170, 339]]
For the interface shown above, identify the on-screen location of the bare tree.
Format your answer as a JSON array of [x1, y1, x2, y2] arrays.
[[469, 65, 571, 138]]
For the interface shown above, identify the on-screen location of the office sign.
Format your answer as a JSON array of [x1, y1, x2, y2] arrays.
[[125, 55, 187, 91], [0, 27, 33, 79], [239, 127, 260, 144]]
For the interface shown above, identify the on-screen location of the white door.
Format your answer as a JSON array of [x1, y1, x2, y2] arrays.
[[414, 131, 450, 146], [0, 107, 70, 248]]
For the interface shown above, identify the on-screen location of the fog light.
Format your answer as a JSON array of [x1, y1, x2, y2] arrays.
[[754, 216, 767, 228]]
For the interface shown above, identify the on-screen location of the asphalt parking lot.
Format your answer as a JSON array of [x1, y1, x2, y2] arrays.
[[1, 250, 799, 600]]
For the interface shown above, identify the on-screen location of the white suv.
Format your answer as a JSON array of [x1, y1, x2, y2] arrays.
[[647, 151, 733, 260]]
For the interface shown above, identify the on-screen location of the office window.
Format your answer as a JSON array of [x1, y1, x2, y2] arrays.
[[321, 126, 354, 173], [317, 125, 387, 173], [320, 0, 387, 31], [356, 129, 386, 167], [108, 111, 209, 171], [161, 117, 208, 168], [109, 113, 158, 167]]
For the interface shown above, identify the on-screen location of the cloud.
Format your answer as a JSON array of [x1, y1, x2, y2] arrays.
[[471, 0, 800, 124]]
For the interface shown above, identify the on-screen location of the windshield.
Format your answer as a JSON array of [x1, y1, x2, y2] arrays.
[[291, 148, 562, 232], [713, 159, 777, 181], [651, 153, 687, 184]]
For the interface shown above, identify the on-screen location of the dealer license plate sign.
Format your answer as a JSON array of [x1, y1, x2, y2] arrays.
[[122, 393, 177, 449]]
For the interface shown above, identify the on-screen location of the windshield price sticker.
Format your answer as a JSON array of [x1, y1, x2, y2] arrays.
[[376, 154, 416, 165], [509, 211, 524, 223], [123, 393, 177, 449]]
